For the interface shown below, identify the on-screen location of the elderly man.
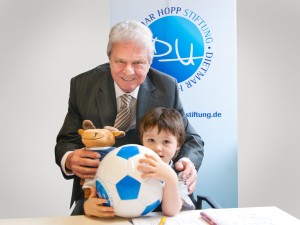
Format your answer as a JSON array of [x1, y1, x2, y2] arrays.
[[55, 20, 204, 216]]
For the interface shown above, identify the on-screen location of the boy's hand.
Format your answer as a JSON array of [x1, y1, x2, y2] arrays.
[[138, 153, 176, 182], [83, 187, 115, 217]]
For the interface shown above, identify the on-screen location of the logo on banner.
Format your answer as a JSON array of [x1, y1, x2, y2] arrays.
[[142, 7, 213, 92]]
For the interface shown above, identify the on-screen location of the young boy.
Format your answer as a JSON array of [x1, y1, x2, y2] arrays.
[[137, 107, 195, 216], [84, 107, 195, 217]]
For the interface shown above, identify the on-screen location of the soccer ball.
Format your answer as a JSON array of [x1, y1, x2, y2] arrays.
[[95, 144, 163, 218]]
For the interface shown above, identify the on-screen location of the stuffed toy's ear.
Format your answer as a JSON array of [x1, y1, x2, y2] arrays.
[[112, 131, 126, 138], [104, 126, 126, 138], [78, 129, 84, 135], [82, 120, 96, 130]]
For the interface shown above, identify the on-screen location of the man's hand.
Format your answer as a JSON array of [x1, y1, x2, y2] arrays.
[[65, 148, 101, 179], [84, 187, 115, 217], [175, 158, 197, 194]]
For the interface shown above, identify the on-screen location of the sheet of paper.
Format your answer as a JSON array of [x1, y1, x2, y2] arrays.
[[132, 210, 207, 225], [200, 206, 300, 225]]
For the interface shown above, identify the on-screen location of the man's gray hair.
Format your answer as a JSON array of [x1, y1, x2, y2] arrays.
[[107, 20, 154, 63]]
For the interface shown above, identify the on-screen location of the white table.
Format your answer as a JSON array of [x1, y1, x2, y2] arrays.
[[0, 207, 299, 225], [0, 215, 131, 225]]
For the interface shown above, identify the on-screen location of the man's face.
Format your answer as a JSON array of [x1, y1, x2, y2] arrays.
[[109, 42, 151, 93]]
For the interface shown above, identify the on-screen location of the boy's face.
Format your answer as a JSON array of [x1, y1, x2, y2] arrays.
[[142, 126, 180, 163]]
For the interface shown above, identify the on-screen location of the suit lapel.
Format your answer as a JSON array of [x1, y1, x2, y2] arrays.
[[136, 76, 156, 123], [95, 71, 117, 127]]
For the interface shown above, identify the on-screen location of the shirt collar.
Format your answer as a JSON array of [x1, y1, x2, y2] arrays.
[[114, 82, 139, 99]]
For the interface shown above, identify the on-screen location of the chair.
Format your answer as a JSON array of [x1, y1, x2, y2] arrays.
[[195, 194, 222, 209]]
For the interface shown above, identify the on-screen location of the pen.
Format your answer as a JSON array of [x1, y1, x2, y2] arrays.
[[200, 212, 218, 225], [159, 216, 166, 225]]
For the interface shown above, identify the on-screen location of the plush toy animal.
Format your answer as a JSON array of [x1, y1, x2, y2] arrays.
[[78, 120, 125, 149], [78, 120, 125, 198]]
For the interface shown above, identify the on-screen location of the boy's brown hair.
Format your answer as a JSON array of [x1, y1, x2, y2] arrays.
[[138, 107, 185, 158]]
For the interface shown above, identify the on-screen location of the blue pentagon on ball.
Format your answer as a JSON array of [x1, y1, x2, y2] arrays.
[[116, 145, 140, 159], [96, 179, 111, 206], [116, 175, 141, 200], [141, 199, 161, 215]]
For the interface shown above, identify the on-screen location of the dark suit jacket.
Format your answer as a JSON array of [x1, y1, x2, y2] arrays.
[[55, 63, 204, 209]]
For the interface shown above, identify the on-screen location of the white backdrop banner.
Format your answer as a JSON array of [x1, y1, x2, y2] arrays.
[[111, 0, 237, 208]]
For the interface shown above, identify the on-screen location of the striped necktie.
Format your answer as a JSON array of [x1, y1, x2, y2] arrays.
[[114, 94, 132, 131]]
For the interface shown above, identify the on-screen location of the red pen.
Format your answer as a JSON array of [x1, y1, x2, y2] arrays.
[[200, 212, 218, 225]]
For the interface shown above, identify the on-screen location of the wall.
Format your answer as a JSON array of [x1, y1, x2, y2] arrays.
[[0, 0, 299, 220], [237, 0, 300, 219], [0, 0, 110, 218]]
